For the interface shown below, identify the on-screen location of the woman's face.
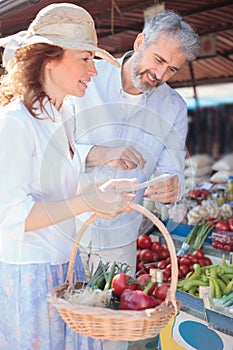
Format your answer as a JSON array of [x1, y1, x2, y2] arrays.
[[44, 49, 97, 102]]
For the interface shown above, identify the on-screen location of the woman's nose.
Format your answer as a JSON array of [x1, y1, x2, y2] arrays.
[[90, 61, 98, 76]]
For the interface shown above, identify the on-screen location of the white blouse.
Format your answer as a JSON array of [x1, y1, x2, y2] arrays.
[[0, 98, 89, 264]]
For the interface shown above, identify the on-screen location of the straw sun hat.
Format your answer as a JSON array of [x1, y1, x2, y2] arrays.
[[0, 2, 120, 67]]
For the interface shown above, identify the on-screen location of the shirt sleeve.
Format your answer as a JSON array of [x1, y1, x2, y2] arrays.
[[74, 143, 94, 172], [156, 101, 188, 198], [0, 112, 36, 240]]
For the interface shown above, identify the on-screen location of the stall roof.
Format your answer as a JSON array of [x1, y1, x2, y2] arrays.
[[0, 0, 233, 88]]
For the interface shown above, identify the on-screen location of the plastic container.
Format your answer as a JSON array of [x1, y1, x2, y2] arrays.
[[211, 231, 233, 252], [226, 175, 233, 202]]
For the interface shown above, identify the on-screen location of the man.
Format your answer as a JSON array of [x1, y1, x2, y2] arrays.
[[66, 10, 199, 350]]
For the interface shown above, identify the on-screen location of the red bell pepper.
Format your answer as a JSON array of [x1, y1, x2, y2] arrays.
[[119, 279, 157, 310], [120, 289, 157, 310]]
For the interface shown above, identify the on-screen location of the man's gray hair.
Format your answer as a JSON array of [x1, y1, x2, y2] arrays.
[[142, 10, 200, 61]]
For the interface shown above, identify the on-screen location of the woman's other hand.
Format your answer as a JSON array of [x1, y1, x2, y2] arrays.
[[79, 178, 137, 219]]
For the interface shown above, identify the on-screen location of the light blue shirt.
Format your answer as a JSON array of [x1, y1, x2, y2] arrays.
[[66, 52, 188, 250]]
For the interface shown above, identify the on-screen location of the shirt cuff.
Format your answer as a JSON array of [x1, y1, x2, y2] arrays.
[[75, 143, 94, 172]]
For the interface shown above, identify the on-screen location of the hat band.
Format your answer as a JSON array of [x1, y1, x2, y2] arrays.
[[26, 23, 97, 45]]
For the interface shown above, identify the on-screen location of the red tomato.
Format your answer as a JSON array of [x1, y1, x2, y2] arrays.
[[137, 261, 145, 270], [212, 241, 219, 249], [179, 264, 190, 276], [179, 257, 191, 266], [136, 249, 141, 262], [228, 218, 233, 232], [137, 234, 152, 249], [159, 250, 170, 260], [163, 275, 169, 283], [192, 249, 205, 259], [111, 273, 140, 296], [140, 249, 154, 262], [216, 242, 224, 250], [223, 244, 231, 252], [215, 221, 230, 231], [178, 269, 184, 279], [198, 258, 207, 267], [152, 252, 160, 261], [137, 274, 156, 295], [157, 260, 168, 269], [203, 257, 213, 265], [145, 262, 158, 270], [190, 256, 199, 263], [163, 267, 171, 278], [136, 269, 147, 276], [155, 284, 170, 301], [151, 241, 163, 253]]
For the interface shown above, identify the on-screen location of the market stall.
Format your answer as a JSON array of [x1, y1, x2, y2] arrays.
[[131, 152, 233, 349]]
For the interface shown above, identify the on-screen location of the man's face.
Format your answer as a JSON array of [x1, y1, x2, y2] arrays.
[[131, 34, 186, 93]]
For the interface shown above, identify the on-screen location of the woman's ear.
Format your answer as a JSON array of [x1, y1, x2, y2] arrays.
[[133, 33, 145, 52], [45, 59, 54, 70]]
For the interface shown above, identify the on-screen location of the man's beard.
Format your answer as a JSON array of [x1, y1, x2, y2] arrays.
[[131, 51, 163, 93]]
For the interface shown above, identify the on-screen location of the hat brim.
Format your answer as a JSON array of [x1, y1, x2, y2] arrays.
[[20, 35, 120, 67]]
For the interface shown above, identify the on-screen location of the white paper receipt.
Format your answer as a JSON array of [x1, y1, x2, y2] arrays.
[[129, 173, 173, 191]]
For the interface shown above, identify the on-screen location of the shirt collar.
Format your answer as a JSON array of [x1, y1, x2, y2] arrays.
[[33, 97, 62, 122]]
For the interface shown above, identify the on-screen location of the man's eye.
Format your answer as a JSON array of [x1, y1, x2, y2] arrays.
[[155, 57, 162, 63]]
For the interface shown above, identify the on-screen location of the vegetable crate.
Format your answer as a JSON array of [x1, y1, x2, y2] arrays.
[[48, 204, 181, 341], [205, 307, 233, 336], [166, 220, 212, 243], [176, 290, 205, 319]]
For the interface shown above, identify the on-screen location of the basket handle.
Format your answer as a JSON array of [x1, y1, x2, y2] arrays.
[[66, 203, 178, 311]]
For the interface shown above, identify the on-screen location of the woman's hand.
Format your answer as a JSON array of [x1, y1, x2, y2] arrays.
[[79, 178, 137, 219]]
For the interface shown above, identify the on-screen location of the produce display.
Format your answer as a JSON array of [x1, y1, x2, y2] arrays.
[[177, 255, 233, 299], [136, 229, 233, 327], [186, 201, 232, 226], [136, 232, 213, 282], [173, 185, 233, 253], [62, 214, 233, 331]]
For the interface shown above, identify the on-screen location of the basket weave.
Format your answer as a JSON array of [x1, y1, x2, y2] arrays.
[[48, 203, 181, 341]]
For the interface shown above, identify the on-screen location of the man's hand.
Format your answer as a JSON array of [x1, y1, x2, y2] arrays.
[[86, 145, 146, 170], [146, 175, 180, 203]]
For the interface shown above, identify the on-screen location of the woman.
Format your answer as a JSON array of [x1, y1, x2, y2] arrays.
[[0, 3, 135, 350]]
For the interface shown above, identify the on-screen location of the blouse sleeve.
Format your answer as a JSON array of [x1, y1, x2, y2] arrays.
[[0, 112, 35, 240]]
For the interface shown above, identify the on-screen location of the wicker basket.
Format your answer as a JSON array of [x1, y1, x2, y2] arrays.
[[47, 203, 181, 341]]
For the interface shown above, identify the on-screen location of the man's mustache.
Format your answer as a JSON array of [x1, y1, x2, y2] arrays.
[[139, 69, 162, 84]]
